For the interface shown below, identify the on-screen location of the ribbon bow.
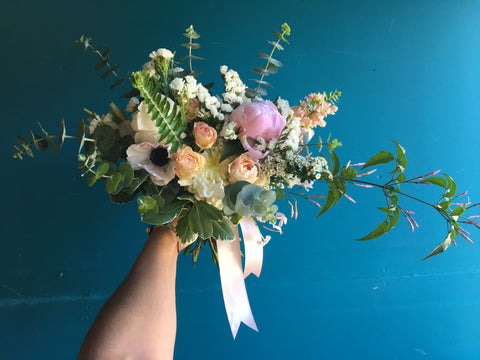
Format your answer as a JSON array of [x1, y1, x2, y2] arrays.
[[216, 217, 264, 338]]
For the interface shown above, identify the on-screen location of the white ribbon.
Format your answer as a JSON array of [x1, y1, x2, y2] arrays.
[[216, 232, 258, 338], [239, 217, 264, 278]]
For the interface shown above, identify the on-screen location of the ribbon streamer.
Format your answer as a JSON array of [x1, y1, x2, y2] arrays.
[[239, 217, 264, 278], [216, 226, 258, 338]]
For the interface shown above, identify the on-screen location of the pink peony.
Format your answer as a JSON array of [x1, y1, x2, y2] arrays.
[[230, 101, 285, 158]]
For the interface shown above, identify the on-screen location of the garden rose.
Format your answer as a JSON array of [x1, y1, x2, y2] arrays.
[[131, 102, 158, 132], [173, 146, 206, 185], [228, 153, 261, 184], [186, 98, 200, 121], [193, 121, 217, 149], [230, 101, 285, 158]]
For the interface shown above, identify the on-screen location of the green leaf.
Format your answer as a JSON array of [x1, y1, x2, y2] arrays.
[[176, 214, 198, 245], [141, 200, 185, 225], [30, 131, 48, 151], [331, 151, 340, 175], [110, 77, 125, 90], [106, 172, 122, 194], [361, 150, 395, 170], [392, 140, 407, 168], [111, 189, 138, 204], [219, 140, 245, 162], [94, 125, 115, 154], [450, 206, 465, 217], [119, 162, 134, 186], [422, 176, 447, 188], [316, 189, 335, 217], [101, 63, 122, 79], [267, 40, 284, 51], [57, 118, 66, 151], [251, 67, 271, 76], [94, 57, 108, 71], [188, 201, 235, 241], [109, 102, 129, 124], [86, 173, 97, 187], [95, 162, 110, 179], [356, 219, 390, 241], [422, 230, 454, 260], [137, 195, 158, 213]]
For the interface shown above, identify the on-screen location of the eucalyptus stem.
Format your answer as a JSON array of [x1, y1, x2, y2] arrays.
[[86, 44, 130, 93], [255, 30, 286, 93]]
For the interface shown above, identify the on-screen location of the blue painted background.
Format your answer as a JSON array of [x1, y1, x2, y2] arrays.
[[2, 0, 480, 359]]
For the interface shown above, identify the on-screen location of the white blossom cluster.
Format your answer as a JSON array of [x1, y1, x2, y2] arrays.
[[279, 114, 301, 153], [188, 149, 228, 209], [261, 151, 329, 188], [220, 117, 238, 140], [169, 75, 224, 120], [220, 65, 249, 106]]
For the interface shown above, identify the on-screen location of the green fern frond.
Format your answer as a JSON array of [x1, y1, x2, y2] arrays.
[[131, 72, 186, 153]]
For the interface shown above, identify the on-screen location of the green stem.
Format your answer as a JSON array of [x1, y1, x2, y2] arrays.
[[87, 44, 130, 93], [255, 30, 286, 93]]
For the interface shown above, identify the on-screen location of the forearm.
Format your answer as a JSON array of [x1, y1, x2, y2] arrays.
[[77, 226, 179, 360]]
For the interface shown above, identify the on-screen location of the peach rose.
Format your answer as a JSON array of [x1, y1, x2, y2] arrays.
[[173, 146, 206, 185], [193, 121, 217, 150], [228, 153, 261, 184], [186, 98, 200, 122]]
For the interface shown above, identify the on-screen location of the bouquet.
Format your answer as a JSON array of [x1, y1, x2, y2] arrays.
[[13, 24, 479, 337]]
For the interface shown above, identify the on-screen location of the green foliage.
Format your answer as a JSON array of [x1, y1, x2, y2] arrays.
[[223, 182, 278, 220], [131, 71, 187, 153], [361, 150, 395, 170], [246, 23, 291, 99], [324, 90, 342, 106], [12, 120, 75, 159], [74, 35, 138, 98], [179, 25, 203, 77], [219, 139, 244, 162]]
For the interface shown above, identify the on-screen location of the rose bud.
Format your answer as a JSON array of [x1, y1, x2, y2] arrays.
[[193, 121, 217, 150]]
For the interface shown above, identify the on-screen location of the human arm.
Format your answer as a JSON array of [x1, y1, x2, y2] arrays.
[[77, 225, 179, 360]]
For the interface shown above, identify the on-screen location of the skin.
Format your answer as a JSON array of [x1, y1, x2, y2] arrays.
[[77, 225, 179, 360]]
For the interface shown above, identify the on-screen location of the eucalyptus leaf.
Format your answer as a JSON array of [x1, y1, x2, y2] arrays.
[[58, 118, 66, 151], [95, 162, 110, 179], [111, 189, 138, 204], [30, 132, 48, 151], [119, 162, 134, 186], [94, 125, 115, 154], [101, 63, 122, 79]]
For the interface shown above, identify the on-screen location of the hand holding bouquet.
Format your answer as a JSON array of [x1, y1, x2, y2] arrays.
[[13, 23, 479, 336]]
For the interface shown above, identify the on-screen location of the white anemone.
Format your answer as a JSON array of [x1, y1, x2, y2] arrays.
[[126, 142, 176, 186]]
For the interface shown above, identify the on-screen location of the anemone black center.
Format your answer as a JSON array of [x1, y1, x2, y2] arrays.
[[149, 147, 169, 167]]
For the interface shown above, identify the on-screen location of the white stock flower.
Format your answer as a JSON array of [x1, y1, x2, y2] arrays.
[[149, 48, 174, 59]]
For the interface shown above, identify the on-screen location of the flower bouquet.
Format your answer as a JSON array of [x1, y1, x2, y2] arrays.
[[13, 24, 479, 337]]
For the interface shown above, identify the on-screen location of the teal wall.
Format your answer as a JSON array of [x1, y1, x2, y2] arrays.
[[2, 0, 480, 359]]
